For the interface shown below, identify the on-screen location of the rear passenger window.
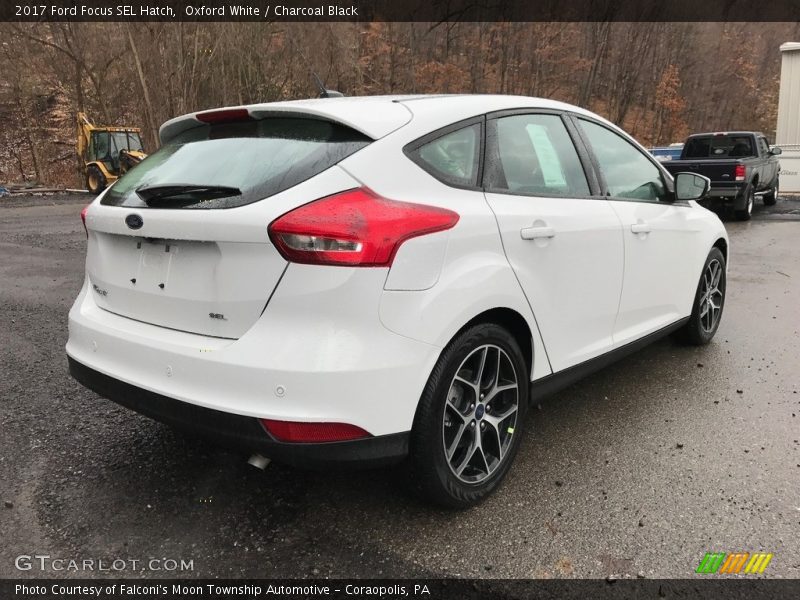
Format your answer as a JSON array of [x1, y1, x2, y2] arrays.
[[409, 124, 480, 187], [485, 114, 590, 197]]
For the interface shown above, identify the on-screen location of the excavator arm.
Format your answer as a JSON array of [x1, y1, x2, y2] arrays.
[[76, 112, 94, 163]]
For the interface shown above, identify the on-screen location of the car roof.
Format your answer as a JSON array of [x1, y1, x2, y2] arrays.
[[159, 94, 604, 144]]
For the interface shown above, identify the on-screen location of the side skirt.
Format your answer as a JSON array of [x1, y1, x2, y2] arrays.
[[529, 317, 690, 404]]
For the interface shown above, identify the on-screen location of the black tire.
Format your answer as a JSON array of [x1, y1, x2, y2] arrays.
[[409, 322, 529, 508], [734, 185, 754, 221], [675, 248, 726, 346], [763, 177, 778, 206], [86, 165, 107, 194]]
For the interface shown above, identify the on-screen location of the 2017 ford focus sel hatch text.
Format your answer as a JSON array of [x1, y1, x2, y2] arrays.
[[67, 95, 728, 507]]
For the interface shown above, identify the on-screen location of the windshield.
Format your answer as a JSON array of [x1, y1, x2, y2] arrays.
[[102, 118, 371, 209], [111, 132, 143, 152], [683, 135, 754, 159]]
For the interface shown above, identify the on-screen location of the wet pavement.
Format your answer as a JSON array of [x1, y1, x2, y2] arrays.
[[1, 193, 798, 579]]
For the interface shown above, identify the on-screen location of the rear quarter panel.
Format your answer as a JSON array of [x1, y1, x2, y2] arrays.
[[338, 133, 554, 381]]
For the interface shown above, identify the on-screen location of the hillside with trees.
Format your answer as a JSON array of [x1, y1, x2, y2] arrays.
[[1, 21, 798, 187]]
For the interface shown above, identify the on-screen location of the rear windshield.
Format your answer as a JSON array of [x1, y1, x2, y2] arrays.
[[683, 135, 754, 159], [102, 118, 371, 209]]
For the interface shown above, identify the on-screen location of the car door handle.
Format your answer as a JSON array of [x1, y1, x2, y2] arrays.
[[521, 225, 556, 240], [631, 222, 651, 234]]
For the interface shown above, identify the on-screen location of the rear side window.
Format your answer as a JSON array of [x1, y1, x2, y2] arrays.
[[485, 113, 590, 197], [407, 124, 480, 187], [102, 118, 371, 209], [683, 135, 755, 159]]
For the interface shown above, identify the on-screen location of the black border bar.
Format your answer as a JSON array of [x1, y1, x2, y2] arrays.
[[3, 0, 800, 22], [4, 579, 800, 600]]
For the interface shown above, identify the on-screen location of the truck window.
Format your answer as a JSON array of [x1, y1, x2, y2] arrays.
[[683, 135, 754, 159]]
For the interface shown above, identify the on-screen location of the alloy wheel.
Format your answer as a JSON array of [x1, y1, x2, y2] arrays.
[[442, 344, 519, 484], [699, 259, 723, 333]]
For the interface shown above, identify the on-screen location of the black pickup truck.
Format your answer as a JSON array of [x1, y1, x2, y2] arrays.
[[663, 132, 781, 221]]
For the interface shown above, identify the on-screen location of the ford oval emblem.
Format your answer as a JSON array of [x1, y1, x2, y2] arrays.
[[125, 214, 143, 230]]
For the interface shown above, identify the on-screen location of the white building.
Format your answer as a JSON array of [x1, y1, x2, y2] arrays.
[[775, 42, 800, 191]]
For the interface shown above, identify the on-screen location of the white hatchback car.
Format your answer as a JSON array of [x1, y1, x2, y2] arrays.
[[68, 95, 728, 507]]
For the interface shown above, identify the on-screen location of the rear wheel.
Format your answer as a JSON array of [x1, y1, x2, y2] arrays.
[[734, 185, 754, 221], [676, 248, 726, 345], [763, 177, 778, 206], [86, 165, 107, 194], [409, 323, 528, 508]]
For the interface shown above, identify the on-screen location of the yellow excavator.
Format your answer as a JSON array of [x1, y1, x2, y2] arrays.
[[77, 112, 147, 193]]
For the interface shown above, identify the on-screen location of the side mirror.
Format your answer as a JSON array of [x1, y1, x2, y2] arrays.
[[674, 172, 710, 201], [770, 146, 782, 156]]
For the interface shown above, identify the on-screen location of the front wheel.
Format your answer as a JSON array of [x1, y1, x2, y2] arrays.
[[409, 323, 528, 508], [85, 165, 107, 194], [763, 177, 778, 206], [676, 248, 726, 345]]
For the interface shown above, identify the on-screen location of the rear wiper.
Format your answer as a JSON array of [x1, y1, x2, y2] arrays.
[[135, 184, 241, 203]]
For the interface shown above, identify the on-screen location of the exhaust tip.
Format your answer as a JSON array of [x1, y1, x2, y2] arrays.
[[247, 453, 271, 470]]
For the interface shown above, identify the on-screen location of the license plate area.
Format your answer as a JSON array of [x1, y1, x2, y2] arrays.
[[137, 238, 175, 289], [86, 231, 285, 338], [89, 233, 221, 302]]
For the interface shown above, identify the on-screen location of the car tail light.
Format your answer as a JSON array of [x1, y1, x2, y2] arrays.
[[80, 204, 90, 238], [195, 108, 251, 124], [261, 419, 370, 443], [735, 164, 746, 181], [268, 188, 459, 267]]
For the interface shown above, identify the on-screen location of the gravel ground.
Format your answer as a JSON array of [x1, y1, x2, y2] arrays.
[[0, 193, 798, 579]]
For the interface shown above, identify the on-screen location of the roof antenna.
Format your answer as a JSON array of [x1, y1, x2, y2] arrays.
[[311, 72, 344, 98]]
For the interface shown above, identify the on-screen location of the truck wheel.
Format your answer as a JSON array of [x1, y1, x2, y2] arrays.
[[86, 165, 107, 194], [734, 185, 754, 221], [763, 178, 778, 206]]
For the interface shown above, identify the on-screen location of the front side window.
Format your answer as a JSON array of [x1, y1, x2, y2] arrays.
[[408, 124, 480, 187], [91, 131, 110, 162], [579, 119, 666, 202], [485, 113, 590, 197]]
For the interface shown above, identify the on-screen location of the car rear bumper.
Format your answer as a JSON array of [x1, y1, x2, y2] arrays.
[[67, 264, 442, 443], [68, 356, 409, 468]]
